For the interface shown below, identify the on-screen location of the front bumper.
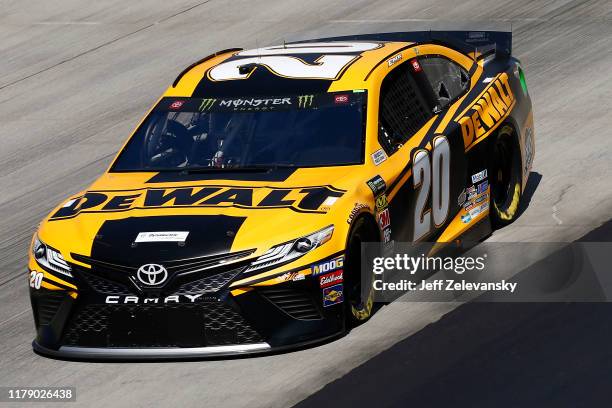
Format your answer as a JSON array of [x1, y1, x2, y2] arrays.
[[30, 263, 345, 360], [32, 329, 348, 361], [32, 341, 272, 360]]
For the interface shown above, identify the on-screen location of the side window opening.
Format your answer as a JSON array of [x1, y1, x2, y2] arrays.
[[378, 63, 434, 154], [460, 70, 470, 89], [419, 57, 470, 110]]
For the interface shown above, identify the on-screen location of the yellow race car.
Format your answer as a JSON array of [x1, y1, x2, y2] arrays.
[[28, 30, 534, 359]]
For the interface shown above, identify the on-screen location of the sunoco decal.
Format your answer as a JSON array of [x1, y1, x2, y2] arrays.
[[322, 283, 344, 307]]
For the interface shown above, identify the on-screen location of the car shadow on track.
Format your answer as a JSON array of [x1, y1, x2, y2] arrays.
[[516, 171, 542, 220]]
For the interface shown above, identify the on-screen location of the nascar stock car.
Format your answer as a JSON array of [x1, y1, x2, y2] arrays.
[[29, 30, 534, 359]]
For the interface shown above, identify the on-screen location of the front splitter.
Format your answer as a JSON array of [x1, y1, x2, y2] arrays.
[[33, 341, 271, 360]]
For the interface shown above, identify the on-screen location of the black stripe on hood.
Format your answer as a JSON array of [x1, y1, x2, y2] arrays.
[[90, 215, 246, 265]]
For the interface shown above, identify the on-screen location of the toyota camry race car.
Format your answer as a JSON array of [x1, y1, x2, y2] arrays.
[[29, 30, 534, 359]]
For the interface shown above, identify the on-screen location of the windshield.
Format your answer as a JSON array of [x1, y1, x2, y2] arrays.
[[111, 91, 366, 172]]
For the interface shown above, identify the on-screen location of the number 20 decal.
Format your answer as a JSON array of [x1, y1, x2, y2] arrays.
[[29, 271, 43, 289], [208, 42, 381, 81], [412, 136, 451, 241]]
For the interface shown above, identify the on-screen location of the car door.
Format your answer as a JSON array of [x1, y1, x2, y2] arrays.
[[379, 55, 470, 242]]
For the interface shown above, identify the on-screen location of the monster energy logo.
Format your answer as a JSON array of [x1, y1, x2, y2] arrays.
[[199, 98, 217, 111], [298, 95, 314, 108]]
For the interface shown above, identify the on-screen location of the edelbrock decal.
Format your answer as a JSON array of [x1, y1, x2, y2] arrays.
[[320, 270, 343, 288]]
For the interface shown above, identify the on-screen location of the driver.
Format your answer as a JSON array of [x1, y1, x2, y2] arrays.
[[147, 119, 191, 167], [208, 112, 251, 168]]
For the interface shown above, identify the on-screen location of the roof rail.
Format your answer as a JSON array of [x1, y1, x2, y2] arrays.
[[172, 48, 242, 87]]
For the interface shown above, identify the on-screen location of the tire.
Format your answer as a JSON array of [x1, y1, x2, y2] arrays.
[[343, 216, 379, 326], [490, 125, 522, 228]]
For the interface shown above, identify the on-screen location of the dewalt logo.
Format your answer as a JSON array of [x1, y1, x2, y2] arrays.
[[49, 185, 345, 220], [199, 98, 217, 111], [298, 95, 314, 108], [456, 72, 515, 149]]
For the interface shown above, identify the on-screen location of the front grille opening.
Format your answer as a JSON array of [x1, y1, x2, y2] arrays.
[[78, 269, 133, 295], [71, 249, 255, 277], [175, 269, 241, 295], [62, 303, 263, 348], [70, 253, 251, 296], [259, 287, 322, 320], [36, 291, 66, 325]]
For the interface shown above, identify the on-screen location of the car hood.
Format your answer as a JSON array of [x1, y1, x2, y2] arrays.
[[38, 166, 363, 264]]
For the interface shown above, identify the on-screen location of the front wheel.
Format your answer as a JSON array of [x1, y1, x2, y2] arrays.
[[343, 217, 379, 326], [490, 125, 522, 228]]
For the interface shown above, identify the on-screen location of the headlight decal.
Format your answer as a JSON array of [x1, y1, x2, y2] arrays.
[[231, 250, 345, 288], [243, 225, 334, 274], [32, 236, 73, 278]]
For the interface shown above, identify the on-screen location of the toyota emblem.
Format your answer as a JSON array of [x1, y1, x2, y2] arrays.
[[136, 264, 168, 286]]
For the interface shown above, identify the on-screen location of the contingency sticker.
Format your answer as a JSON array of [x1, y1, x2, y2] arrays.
[[311, 256, 344, 276], [366, 175, 387, 197], [371, 149, 388, 166], [319, 270, 343, 288], [322, 283, 344, 307], [471, 169, 488, 184]]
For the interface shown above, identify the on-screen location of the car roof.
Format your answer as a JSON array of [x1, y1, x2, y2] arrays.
[[169, 40, 413, 97], [167, 31, 509, 98]]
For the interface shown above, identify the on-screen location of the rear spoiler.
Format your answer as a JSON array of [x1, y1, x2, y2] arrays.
[[290, 30, 512, 60], [429, 30, 512, 59]]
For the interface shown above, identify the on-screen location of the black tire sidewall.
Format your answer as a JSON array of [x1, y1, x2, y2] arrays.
[[344, 217, 378, 326], [489, 126, 522, 228]]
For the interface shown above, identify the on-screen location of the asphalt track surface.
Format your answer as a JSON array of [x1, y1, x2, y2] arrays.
[[0, 1, 611, 407]]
